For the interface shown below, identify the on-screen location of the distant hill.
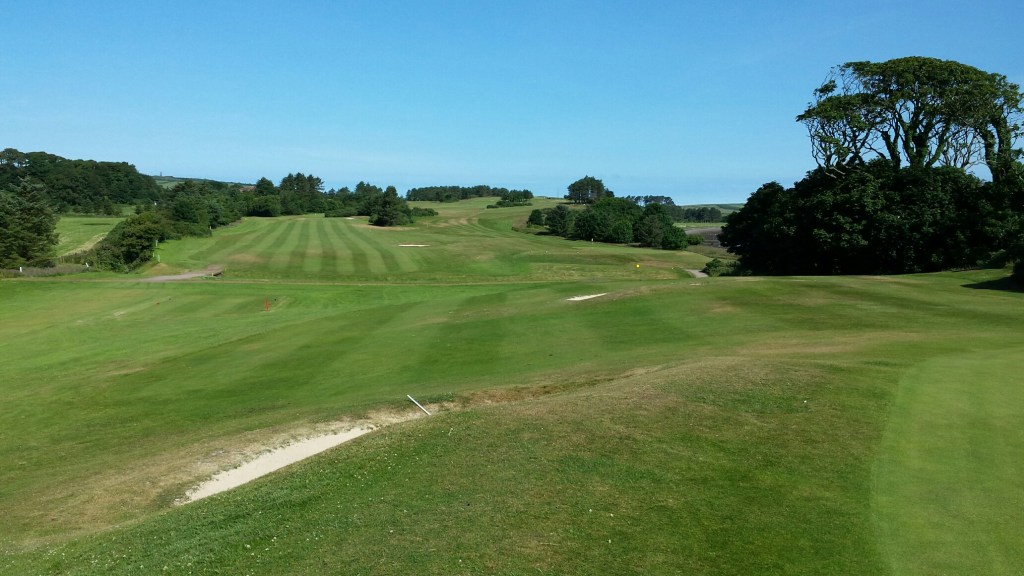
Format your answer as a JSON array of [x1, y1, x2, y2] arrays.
[[679, 203, 744, 215], [150, 175, 254, 189]]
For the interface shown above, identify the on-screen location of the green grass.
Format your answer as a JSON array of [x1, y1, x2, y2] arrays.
[[873, 347, 1024, 575], [1, 199, 1022, 574], [150, 199, 706, 283], [54, 215, 124, 256]]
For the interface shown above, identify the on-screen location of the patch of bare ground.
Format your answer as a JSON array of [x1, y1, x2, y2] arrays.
[[140, 264, 224, 282], [566, 293, 607, 301], [178, 409, 424, 503]]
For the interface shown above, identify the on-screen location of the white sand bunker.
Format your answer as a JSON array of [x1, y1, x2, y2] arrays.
[[181, 426, 374, 503], [566, 293, 608, 301], [399, 244, 430, 247]]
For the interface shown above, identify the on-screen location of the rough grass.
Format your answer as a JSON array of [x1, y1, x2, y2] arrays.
[[1, 199, 1022, 574]]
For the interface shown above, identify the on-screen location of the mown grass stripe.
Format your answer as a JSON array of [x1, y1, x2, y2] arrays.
[[346, 224, 405, 274], [334, 222, 390, 276], [286, 218, 314, 275], [267, 220, 299, 273], [314, 218, 342, 277], [187, 219, 276, 267], [321, 218, 356, 275], [330, 220, 371, 276]]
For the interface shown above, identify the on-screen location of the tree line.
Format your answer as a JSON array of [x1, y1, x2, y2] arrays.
[[1, 148, 162, 214], [406, 184, 533, 203], [720, 57, 1024, 279]]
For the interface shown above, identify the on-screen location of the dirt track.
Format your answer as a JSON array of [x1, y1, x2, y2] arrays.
[[141, 264, 224, 283]]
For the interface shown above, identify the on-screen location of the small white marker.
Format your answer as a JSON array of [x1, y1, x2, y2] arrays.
[[407, 394, 431, 415]]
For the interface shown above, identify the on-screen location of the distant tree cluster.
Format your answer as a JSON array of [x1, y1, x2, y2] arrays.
[[245, 173, 325, 217], [564, 176, 613, 204], [531, 195, 692, 250], [406, 185, 531, 202], [621, 195, 675, 206], [324, 182, 414, 226], [278, 173, 325, 214], [0, 148, 162, 214], [488, 189, 534, 208], [619, 195, 723, 222], [669, 206, 723, 223], [722, 57, 1024, 277]]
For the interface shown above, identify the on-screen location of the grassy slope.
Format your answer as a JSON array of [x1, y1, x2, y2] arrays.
[[2, 200, 1022, 574], [54, 216, 124, 256]]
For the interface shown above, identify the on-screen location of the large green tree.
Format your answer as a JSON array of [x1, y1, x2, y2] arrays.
[[723, 56, 1023, 276], [565, 176, 612, 204], [798, 57, 1023, 183], [368, 186, 412, 226], [720, 161, 1009, 274], [0, 179, 58, 268]]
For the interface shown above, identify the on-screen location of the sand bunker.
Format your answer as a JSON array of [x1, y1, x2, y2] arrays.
[[399, 244, 430, 247], [566, 293, 608, 301], [180, 426, 373, 503]]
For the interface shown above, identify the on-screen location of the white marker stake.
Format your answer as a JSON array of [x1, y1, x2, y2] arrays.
[[407, 395, 431, 415]]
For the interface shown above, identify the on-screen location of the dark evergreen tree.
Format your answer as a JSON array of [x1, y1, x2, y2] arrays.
[[368, 186, 413, 226], [0, 179, 58, 268]]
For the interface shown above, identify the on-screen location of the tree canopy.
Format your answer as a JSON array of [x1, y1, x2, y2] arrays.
[[797, 57, 1023, 183], [720, 162, 1013, 274], [0, 148, 162, 214], [406, 185, 530, 202], [724, 57, 1024, 276], [565, 176, 613, 204]]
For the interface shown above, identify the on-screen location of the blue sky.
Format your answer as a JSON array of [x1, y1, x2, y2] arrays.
[[2, 1, 1021, 204]]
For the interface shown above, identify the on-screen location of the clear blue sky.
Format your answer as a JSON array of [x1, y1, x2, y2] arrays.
[[2, 1, 1020, 204]]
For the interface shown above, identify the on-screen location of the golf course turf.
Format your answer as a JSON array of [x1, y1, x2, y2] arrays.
[[1, 198, 1021, 574]]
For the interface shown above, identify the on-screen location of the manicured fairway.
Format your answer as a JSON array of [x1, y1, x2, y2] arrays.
[[873, 347, 1024, 575], [2, 200, 1022, 574], [150, 198, 707, 283]]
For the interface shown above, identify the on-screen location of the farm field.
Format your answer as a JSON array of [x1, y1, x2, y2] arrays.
[[2, 199, 1022, 575]]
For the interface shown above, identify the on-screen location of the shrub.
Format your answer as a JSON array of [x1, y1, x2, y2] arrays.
[[703, 258, 741, 277]]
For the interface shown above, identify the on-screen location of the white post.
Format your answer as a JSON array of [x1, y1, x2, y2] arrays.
[[407, 395, 431, 416]]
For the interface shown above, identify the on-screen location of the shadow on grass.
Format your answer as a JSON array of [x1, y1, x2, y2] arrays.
[[962, 275, 1024, 293]]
